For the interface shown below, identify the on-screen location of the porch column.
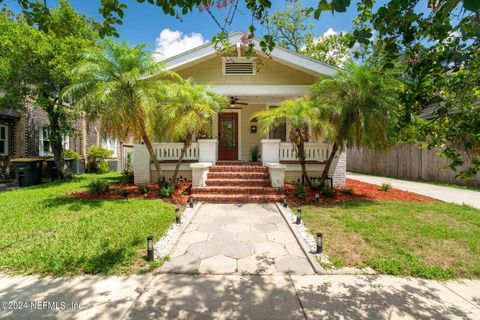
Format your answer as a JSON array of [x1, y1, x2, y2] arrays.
[[260, 139, 281, 165], [198, 139, 218, 164], [133, 143, 150, 185]]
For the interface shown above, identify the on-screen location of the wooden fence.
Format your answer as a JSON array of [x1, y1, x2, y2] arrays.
[[347, 144, 480, 187]]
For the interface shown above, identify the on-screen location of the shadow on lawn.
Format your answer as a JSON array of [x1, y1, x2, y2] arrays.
[[41, 196, 106, 210], [0, 273, 474, 319]]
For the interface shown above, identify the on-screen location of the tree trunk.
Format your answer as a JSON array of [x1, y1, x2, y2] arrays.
[[319, 141, 339, 190], [171, 139, 190, 188], [297, 140, 314, 188], [47, 111, 67, 179], [142, 133, 163, 186]]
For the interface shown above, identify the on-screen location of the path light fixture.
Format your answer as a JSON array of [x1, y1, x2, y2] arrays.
[[296, 208, 302, 225], [175, 208, 181, 224], [188, 196, 194, 208], [147, 235, 154, 261], [316, 232, 323, 254], [315, 193, 320, 202], [283, 196, 288, 208]]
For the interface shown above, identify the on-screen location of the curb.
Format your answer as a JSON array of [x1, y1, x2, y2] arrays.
[[275, 202, 324, 274]]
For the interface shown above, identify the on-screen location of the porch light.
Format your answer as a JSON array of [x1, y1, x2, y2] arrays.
[[175, 208, 181, 224], [188, 196, 194, 208], [147, 235, 154, 261], [296, 209, 302, 225], [315, 193, 320, 202], [316, 232, 323, 254], [283, 196, 288, 208]]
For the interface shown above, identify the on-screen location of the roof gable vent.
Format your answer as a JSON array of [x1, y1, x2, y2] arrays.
[[223, 58, 256, 75]]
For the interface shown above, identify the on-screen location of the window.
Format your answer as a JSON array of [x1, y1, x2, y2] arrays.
[[39, 126, 69, 156], [222, 57, 256, 75], [102, 137, 118, 157], [0, 125, 8, 155], [267, 106, 287, 142]]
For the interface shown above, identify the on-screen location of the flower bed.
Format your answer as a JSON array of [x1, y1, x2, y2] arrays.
[[285, 178, 435, 206]]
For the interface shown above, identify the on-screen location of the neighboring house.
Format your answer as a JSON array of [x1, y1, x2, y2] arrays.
[[133, 32, 347, 202], [0, 105, 130, 177]]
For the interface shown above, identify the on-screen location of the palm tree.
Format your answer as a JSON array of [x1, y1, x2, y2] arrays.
[[64, 40, 181, 185], [252, 98, 332, 188], [311, 60, 399, 189], [163, 78, 227, 185]]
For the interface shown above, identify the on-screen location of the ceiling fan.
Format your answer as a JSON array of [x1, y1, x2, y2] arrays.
[[229, 96, 248, 107]]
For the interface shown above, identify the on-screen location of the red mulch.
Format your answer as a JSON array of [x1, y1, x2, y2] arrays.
[[285, 178, 436, 206], [70, 182, 191, 206]]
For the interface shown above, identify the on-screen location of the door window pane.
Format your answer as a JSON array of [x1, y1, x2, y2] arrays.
[[220, 117, 235, 148]]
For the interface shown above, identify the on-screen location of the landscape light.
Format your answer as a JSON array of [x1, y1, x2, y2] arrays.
[[283, 196, 288, 208], [316, 232, 323, 254], [315, 193, 320, 202], [147, 235, 154, 261], [175, 208, 181, 224], [188, 196, 194, 208], [296, 208, 302, 225]]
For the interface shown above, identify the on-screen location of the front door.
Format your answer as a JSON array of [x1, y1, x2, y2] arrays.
[[218, 112, 238, 160]]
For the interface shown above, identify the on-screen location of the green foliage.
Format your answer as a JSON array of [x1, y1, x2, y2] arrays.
[[63, 149, 81, 160], [249, 145, 260, 162], [121, 168, 134, 184], [322, 186, 335, 197], [339, 187, 354, 195], [302, 32, 353, 66], [138, 184, 150, 195], [115, 186, 129, 198], [378, 183, 392, 192], [88, 178, 110, 194], [158, 185, 173, 198], [294, 183, 306, 200], [86, 146, 112, 174]]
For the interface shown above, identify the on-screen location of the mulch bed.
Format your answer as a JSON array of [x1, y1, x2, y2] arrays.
[[70, 182, 191, 206], [285, 178, 436, 206]]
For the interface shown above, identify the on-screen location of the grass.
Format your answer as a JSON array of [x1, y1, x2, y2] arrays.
[[0, 173, 175, 276], [301, 200, 480, 279]]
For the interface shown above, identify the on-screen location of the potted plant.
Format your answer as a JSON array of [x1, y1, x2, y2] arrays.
[[250, 145, 260, 162]]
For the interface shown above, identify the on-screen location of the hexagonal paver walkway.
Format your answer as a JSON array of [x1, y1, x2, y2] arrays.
[[161, 203, 314, 275]]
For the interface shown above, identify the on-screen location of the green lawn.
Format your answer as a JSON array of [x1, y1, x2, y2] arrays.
[[0, 173, 175, 276], [302, 200, 480, 279]]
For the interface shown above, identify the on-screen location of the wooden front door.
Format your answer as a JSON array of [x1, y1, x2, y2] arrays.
[[218, 112, 238, 160]]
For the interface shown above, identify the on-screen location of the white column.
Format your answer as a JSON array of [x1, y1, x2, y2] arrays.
[[330, 149, 347, 187], [190, 162, 212, 187], [265, 163, 286, 188], [260, 139, 281, 165], [198, 139, 218, 164], [133, 143, 150, 185]]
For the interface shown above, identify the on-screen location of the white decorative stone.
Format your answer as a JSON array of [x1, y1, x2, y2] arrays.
[[190, 162, 212, 187], [260, 139, 281, 165]]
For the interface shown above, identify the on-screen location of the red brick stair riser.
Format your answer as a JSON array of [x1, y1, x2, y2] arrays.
[[205, 179, 271, 187], [192, 186, 283, 195], [192, 194, 284, 204]]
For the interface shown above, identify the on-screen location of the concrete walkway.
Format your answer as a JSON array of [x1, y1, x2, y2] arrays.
[[161, 204, 314, 275], [0, 274, 479, 319], [348, 172, 480, 209]]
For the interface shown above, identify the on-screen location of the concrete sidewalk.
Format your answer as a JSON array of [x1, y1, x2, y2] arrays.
[[348, 172, 480, 209], [0, 274, 479, 319]]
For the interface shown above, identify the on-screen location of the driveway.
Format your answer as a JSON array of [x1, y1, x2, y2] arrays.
[[160, 203, 314, 275], [0, 274, 479, 319], [348, 172, 480, 209]]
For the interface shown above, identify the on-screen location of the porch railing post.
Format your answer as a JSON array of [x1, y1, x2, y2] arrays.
[[260, 139, 281, 165], [198, 139, 218, 164]]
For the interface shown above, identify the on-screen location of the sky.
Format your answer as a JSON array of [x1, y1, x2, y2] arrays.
[[3, 0, 389, 59]]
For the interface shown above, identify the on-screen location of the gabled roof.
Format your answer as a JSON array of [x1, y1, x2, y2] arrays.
[[162, 32, 338, 78]]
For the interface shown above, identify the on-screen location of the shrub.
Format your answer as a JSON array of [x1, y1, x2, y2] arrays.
[[86, 146, 113, 173], [138, 184, 150, 194], [122, 168, 134, 184], [249, 145, 260, 162], [379, 183, 392, 192], [340, 187, 354, 195], [115, 186, 129, 198], [158, 185, 173, 198], [322, 186, 335, 197], [88, 179, 110, 194], [294, 183, 306, 199], [64, 149, 81, 160]]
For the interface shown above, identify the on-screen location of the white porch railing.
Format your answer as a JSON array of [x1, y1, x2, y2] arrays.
[[279, 142, 330, 161], [153, 143, 199, 161]]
